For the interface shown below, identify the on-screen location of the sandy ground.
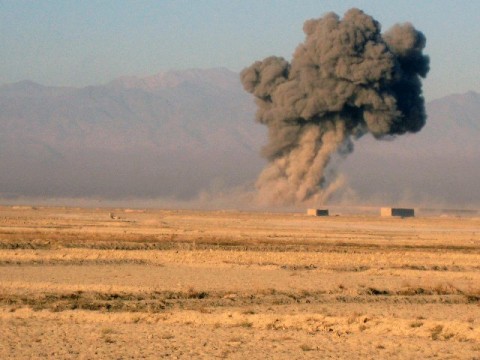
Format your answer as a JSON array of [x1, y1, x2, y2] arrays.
[[0, 206, 479, 359]]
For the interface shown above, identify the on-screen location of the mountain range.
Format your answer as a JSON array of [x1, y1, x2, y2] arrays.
[[0, 68, 478, 208]]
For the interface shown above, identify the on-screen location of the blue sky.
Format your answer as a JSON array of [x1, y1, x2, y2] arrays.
[[1, 0, 479, 100]]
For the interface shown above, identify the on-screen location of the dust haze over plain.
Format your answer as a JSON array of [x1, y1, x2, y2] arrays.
[[1, 71, 480, 209], [241, 8, 429, 206]]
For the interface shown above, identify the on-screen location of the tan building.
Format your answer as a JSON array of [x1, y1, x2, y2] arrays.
[[307, 209, 329, 216], [380, 208, 414, 217]]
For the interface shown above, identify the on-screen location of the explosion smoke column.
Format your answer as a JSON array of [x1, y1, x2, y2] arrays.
[[240, 8, 429, 205]]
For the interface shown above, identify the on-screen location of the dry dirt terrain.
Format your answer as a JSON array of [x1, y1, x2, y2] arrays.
[[0, 205, 479, 359]]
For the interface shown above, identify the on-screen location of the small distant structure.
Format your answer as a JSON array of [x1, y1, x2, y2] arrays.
[[109, 212, 120, 220], [307, 208, 329, 216], [380, 207, 414, 218]]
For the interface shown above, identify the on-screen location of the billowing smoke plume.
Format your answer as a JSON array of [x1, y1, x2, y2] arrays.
[[240, 8, 429, 206]]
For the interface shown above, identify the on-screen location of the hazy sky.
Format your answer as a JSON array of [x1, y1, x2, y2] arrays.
[[1, 0, 479, 100]]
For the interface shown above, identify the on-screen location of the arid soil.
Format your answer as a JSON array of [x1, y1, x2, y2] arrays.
[[0, 206, 479, 359]]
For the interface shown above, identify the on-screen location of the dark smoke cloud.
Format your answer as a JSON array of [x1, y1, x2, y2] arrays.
[[240, 8, 429, 205]]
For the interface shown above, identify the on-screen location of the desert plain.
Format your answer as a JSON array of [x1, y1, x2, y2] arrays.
[[0, 205, 479, 359]]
